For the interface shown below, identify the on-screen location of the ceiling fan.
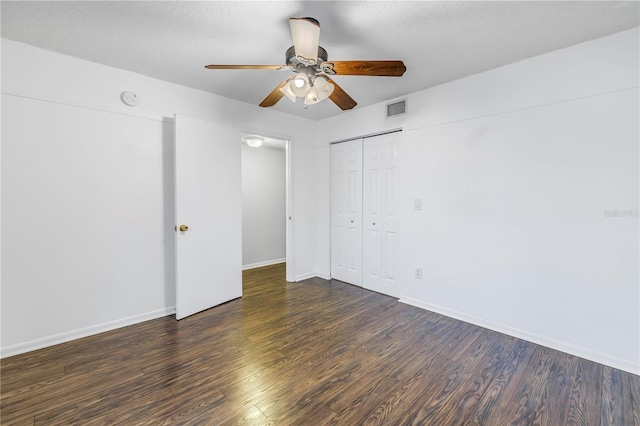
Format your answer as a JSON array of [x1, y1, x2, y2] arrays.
[[205, 17, 407, 110]]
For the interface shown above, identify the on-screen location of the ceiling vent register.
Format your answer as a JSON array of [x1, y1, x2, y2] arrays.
[[386, 99, 407, 118]]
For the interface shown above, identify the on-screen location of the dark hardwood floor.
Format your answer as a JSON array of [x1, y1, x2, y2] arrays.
[[2, 263, 638, 425]]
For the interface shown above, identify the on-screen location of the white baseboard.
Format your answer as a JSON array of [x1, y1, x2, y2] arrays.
[[242, 258, 286, 270], [399, 296, 640, 376], [294, 272, 331, 282], [1, 306, 176, 359], [294, 272, 317, 281]]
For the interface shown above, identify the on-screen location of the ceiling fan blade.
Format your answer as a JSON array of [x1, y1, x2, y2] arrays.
[[204, 64, 291, 70], [324, 60, 407, 76], [289, 17, 320, 64], [259, 77, 293, 107], [322, 76, 357, 110]]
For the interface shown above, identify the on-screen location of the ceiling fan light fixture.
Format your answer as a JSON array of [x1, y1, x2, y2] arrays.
[[243, 135, 264, 148], [205, 15, 406, 111]]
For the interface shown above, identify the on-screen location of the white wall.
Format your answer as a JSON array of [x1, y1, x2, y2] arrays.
[[241, 144, 286, 268], [1, 39, 320, 356], [2, 95, 176, 348], [316, 28, 640, 374]]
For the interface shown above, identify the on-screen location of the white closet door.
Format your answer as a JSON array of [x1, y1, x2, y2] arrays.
[[330, 139, 363, 286], [363, 133, 400, 297], [174, 114, 242, 320]]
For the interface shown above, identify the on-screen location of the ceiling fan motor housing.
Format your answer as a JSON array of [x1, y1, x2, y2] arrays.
[[285, 46, 329, 73]]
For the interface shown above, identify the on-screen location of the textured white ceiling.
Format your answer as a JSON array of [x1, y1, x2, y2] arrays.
[[2, 1, 638, 121]]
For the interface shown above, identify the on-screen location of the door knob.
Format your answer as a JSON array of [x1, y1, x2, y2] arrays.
[[179, 224, 189, 232]]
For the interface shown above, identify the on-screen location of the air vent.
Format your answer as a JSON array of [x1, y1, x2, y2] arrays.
[[386, 99, 407, 118]]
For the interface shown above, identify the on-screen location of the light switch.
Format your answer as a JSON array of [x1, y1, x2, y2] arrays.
[[414, 199, 422, 210]]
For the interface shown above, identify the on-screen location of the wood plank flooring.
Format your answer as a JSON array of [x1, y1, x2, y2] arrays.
[[2, 263, 638, 425]]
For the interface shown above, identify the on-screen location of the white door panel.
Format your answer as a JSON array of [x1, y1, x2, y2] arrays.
[[363, 133, 400, 297], [331, 139, 363, 286], [174, 114, 242, 319]]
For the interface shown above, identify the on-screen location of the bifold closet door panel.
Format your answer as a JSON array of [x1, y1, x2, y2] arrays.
[[330, 139, 363, 286], [363, 133, 400, 297]]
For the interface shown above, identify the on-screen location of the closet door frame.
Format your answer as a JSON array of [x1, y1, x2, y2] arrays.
[[330, 130, 402, 293]]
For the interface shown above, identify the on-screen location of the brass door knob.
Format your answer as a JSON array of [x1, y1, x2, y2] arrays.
[[179, 224, 189, 232]]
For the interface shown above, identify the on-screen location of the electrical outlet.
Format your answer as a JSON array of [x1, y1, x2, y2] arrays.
[[415, 268, 423, 279], [414, 199, 422, 210]]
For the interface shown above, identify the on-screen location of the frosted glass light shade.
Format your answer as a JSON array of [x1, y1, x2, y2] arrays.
[[243, 135, 264, 148], [304, 77, 334, 105], [290, 74, 311, 97], [304, 87, 320, 105], [314, 76, 334, 100], [279, 81, 297, 102]]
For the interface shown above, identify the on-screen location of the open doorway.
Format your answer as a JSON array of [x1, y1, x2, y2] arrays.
[[240, 134, 293, 282]]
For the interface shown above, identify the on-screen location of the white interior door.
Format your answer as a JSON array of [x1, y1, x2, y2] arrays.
[[174, 114, 242, 320], [363, 133, 400, 297], [330, 139, 363, 286]]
